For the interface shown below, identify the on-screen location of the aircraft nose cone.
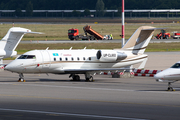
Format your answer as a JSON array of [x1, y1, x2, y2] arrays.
[[4, 64, 11, 71], [154, 73, 164, 80], [4, 64, 16, 72]]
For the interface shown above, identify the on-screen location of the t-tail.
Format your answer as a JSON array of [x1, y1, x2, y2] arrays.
[[0, 27, 41, 59], [122, 26, 158, 54]]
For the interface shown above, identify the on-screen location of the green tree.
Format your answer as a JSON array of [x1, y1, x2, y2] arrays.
[[72, 10, 81, 17], [15, 8, 22, 17], [95, 0, 105, 17], [116, 7, 121, 17], [0, 2, 5, 10], [26, 1, 33, 17], [84, 9, 90, 17]]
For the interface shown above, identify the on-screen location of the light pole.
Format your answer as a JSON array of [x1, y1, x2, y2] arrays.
[[122, 0, 125, 47]]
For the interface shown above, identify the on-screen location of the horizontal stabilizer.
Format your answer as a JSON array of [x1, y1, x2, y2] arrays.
[[11, 31, 43, 34], [142, 28, 167, 31]]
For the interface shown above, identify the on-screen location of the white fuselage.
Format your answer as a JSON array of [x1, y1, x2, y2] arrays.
[[5, 49, 147, 74], [154, 61, 180, 82]]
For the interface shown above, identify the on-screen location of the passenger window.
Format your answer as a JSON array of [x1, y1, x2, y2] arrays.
[[77, 57, 79, 61], [65, 57, 68, 61], [83, 57, 85, 60], [89, 57, 91, 60], [54, 58, 56, 61], [60, 58, 62, 61], [71, 57, 74, 61]]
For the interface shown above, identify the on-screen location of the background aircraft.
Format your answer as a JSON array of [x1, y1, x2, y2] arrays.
[[0, 27, 41, 68], [154, 61, 180, 91], [5, 26, 159, 82]]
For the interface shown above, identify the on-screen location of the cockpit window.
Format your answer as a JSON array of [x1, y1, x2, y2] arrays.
[[18, 55, 27, 59], [26, 55, 36, 59], [171, 63, 180, 68], [18, 55, 36, 59]]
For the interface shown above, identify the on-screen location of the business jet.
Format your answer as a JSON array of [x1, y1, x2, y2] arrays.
[[0, 27, 41, 67], [154, 61, 180, 91], [5, 26, 159, 82]]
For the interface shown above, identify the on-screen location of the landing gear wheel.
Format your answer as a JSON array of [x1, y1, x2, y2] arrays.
[[86, 76, 93, 82], [167, 87, 175, 91], [18, 73, 25, 82], [18, 78, 25, 82], [72, 75, 80, 81], [167, 82, 175, 91]]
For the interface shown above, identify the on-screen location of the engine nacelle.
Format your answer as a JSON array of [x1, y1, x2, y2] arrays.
[[96, 50, 127, 62]]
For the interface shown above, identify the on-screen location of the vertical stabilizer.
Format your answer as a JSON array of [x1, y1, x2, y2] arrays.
[[0, 27, 41, 59], [122, 26, 156, 54], [1, 27, 31, 51]]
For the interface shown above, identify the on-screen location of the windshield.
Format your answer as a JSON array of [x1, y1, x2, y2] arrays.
[[171, 63, 180, 68], [68, 30, 77, 33], [18, 55, 36, 59], [68, 30, 74, 33]]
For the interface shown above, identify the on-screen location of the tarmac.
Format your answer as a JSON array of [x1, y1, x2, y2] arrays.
[[0, 52, 180, 120]]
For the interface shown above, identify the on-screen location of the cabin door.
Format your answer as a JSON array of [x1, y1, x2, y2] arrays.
[[40, 50, 51, 69]]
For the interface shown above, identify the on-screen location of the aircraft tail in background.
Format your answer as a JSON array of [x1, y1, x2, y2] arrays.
[[0, 27, 41, 59], [122, 26, 160, 54]]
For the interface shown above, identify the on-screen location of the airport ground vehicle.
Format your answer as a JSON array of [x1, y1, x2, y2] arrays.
[[68, 25, 104, 40], [103, 34, 113, 40], [172, 31, 180, 39], [155, 29, 170, 39]]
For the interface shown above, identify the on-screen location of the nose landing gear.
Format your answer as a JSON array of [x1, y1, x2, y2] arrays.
[[167, 82, 175, 91], [18, 73, 25, 82]]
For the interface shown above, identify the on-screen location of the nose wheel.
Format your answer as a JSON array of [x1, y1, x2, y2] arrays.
[[167, 82, 175, 91], [18, 73, 25, 82]]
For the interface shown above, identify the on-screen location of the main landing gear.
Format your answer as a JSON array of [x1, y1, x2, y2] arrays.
[[167, 82, 175, 91], [85, 73, 94, 82], [69, 74, 80, 81], [18, 73, 26, 82], [69, 73, 94, 82]]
